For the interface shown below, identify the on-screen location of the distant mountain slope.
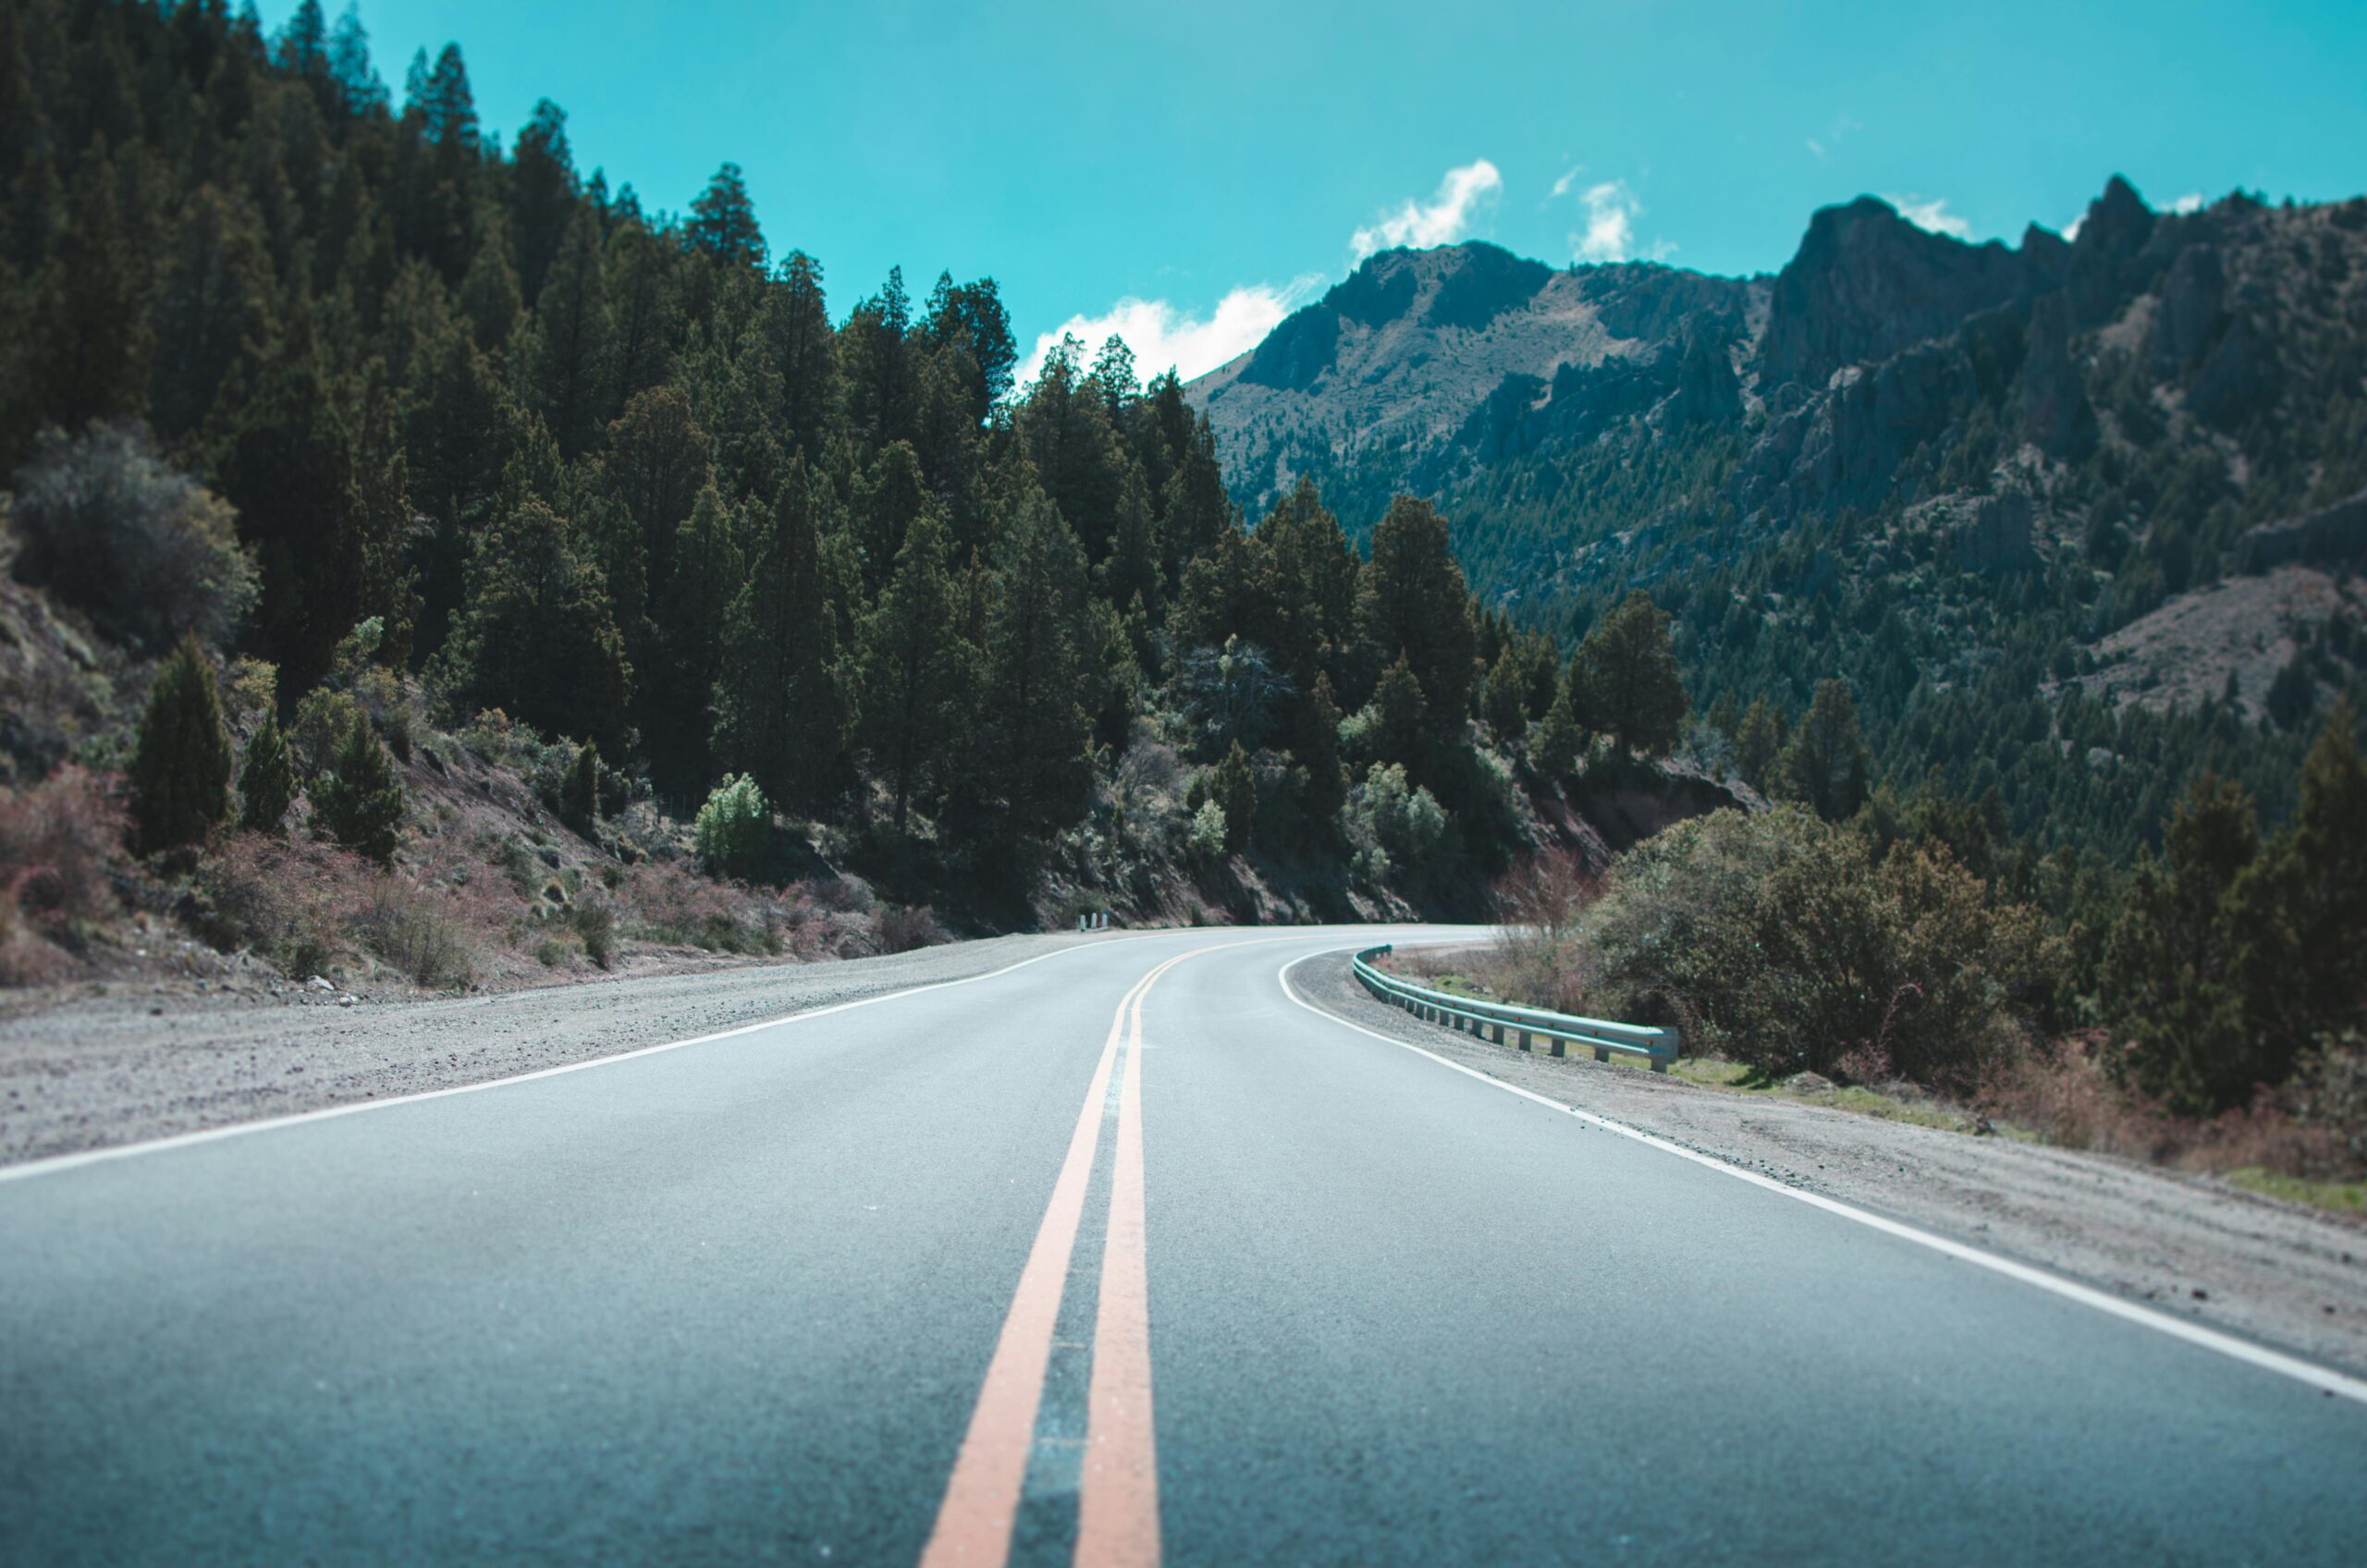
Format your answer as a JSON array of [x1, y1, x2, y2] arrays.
[[1189, 179, 2367, 853], [1191, 242, 1758, 516]]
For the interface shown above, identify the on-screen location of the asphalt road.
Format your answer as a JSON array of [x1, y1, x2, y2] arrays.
[[3, 926, 2362, 1565]]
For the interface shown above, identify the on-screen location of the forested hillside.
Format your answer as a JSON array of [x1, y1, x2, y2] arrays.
[[1194, 190, 2367, 863], [2, 0, 1686, 961]]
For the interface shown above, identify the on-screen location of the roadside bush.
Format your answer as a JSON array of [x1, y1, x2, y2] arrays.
[[1574, 808, 2054, 1092], [879, 902, 947, 953], [354, 878, 477, 988], [570, 900, 617, 969], [693, 773, 768, 875], [7, 423, 257, 651], [0, 766, 126, 983], [195, 830, 354, 975]]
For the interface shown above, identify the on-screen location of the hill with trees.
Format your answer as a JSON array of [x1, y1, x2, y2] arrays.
[[0, 0, 1716, 996]]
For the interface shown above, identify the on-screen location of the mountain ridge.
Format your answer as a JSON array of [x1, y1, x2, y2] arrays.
[[1189, 175, 2367, 856]]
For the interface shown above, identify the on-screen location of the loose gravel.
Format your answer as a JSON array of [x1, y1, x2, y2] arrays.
[[1293, 950, 2367, 1380], [0, 933, 1118, 1168]]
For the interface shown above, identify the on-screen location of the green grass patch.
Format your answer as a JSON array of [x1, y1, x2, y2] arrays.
[[2223, 1168, 2367, 1215]]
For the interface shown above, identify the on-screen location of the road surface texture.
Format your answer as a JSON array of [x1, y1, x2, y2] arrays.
[[1294, 951, 2367, 1379], [3, 926, 2362, 1565]]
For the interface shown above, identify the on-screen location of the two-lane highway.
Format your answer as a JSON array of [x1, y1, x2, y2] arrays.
[[4, 926, 2363, 1564]]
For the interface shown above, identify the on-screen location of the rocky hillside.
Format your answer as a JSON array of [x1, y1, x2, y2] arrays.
[[1191, 178, 2367, 855]]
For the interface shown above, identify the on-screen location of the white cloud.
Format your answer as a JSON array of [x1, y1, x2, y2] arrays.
[[1013, 276, 1326, 389], [1887, 194, 1973, 239], [1550, 164, 1586, 200], [1566, 179, 1672, 264], [1350, 160, 1504, 260], [2062, 213, 2087, 242], [1806, 114, 1862, 161]]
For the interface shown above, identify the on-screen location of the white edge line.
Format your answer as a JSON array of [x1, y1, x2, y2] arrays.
[[0, 934, 1171, 1185], [1276, 949, 2367, 1408]]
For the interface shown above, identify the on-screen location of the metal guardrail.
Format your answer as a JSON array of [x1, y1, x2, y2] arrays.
[[1351, 944, 1679, 1072]]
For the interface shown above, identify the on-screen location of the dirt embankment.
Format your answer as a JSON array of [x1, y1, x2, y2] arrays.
[[1294, 951, 2367, 1379]]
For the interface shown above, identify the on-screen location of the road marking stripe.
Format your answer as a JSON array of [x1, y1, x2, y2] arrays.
[[0, 936, 1170, 1185], [1075, 968, 1160, 1568], [1277, 949, 2367, 1408], [921, 950, 1197, 1568]]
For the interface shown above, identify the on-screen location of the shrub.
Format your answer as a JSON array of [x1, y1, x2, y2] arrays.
[[221, 657, 278, 735], [1354, 763, 1447, 864], [1188, 797, 1228, 861], [129, 635, 233, 853], [1575, 808, 2052, 1092], [879, 903, 947, 953], [312, 715, 404, 864], [195, 831, 353, 975], [6, 423, 257, 651], [561, 741, 600, 833], [693, 773, 768, 875], [354, 879, 476, 988], [1212, 741, 1256, 853], [239, 709, 296, 834], [570, 900, 618, 969], [0, 766, 127, 982], [290, 687, 367, 774]]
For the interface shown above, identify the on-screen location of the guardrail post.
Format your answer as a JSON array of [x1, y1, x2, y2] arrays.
[[1549, 1036, 1564, 1058], [1592, 1046, 1611, 1063]]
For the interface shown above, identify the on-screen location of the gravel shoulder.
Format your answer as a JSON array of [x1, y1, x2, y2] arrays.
[[0, 932, 1125, 1168], [1292, 949, 2367, 1380]]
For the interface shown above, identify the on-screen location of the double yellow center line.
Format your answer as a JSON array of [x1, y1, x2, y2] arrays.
[[920, 945, 1221, 1568]]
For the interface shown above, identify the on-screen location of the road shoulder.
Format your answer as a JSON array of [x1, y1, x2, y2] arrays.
[[0, 932, 1122, 1170], [1289, 949, 2367, 1380]]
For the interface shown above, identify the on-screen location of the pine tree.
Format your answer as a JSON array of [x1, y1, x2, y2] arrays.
[[1779, 680, 1870, 821], [858, 509, 975, 829], [1733, 695, 1790, 789], [1214, 740, 1257, 854], [131, 636, 234, 853], [981, 492, 1093, 834], [1574, 589, 1688, 757], [1360, 496, 1478, 731], [562, 740, 600, 832], [435, 497, 635, 759], [313, 712, 404, 864], [509, 98, 577, 303], [1366, 654, 1430, 773], [1481, 646, 1532, 741], [687, 162, 765, 269], [602, 384, 713, 602], [239, 707, 298, 834], [529, 208, 612, 459], [712, 461, 850, 812], [43, 139, 150, 429], [1529, 675, 1584, 778], [648, 484, 745, 799]]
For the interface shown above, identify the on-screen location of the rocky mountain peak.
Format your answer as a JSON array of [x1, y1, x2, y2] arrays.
[[1758, 196, 2055, 390]]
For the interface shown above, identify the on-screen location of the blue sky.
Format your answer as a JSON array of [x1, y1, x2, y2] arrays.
[[272, 1, 2367, 384]]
